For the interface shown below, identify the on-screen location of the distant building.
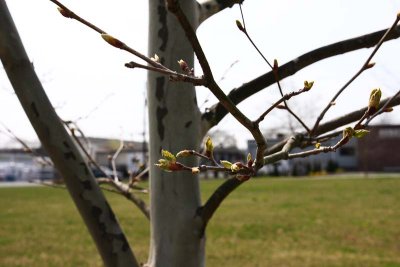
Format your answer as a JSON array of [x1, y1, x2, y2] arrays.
[[358, 125, 400, 172], [0, 136, 148, 181], [0, 148, 57, 181], [247, 125, 400, 175], [77, 137, 148, 177]]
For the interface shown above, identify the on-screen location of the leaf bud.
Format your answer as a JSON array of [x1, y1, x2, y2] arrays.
[[101, 34, 124, 49], [205, 136, 214, 157], [176, 150, 191, 158], [230, 163, 240, 173], [247, 153, 252, 163], [365, 62, 375, 69], [220, 160, 233, 169], [177, 59, 190, 73], [57, 7, 73, 18], [368, 88, 382, 113], [151, 54, 160, 63], [273, 59, 279, 72], [343, 127, 355, 139], [304, 81, 314, 90], [315, 143, 321, 149], [191, 167, 200, 174], [236, 20, 245, 32]]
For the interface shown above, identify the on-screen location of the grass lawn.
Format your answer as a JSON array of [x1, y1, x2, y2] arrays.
[[1, 176, 400, 266]]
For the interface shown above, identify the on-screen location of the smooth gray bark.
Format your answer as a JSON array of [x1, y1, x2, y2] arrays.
[[147, 0, 205, 266], [0, 2, 139, 266]]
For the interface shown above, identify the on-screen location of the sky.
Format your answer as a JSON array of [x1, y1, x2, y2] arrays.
[[1, 0, 400, 149]]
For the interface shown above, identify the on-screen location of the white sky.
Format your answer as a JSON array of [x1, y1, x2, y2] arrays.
[[1, 0, 400, 149]]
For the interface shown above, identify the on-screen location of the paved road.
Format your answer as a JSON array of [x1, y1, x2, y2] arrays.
[[0, 181, 42, 188]]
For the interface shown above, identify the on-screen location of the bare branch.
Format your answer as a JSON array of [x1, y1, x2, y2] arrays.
[[196, 177, 243, 236], [0, 122, 53, 166], [202, 24, 400, 129], [0, 2, 139, 266], [255, 85, 311, 125], [310, 15, 400, 135], [125, 61, 206, 86], [111, 139, 124, 182], [97, 178, 150, 220], [266, 95, 400, 155], [49, 0, 164, 69]]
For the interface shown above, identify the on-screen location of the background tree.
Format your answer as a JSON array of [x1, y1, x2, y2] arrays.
[[1, 1, 400, 267]]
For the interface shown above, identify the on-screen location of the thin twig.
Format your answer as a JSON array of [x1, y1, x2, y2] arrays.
[[98, 178, 150, 220], [237, 7, 310, 133], [266, 95, 400, 155], [203, 24, 400, 130], [125, 61, 205, 86], [49, 0, 165, 69], [310, 15, 400, 136], [0, 122, 53, 166], [111, 138, 124, 182], [255, 86, 311, 124], [166, 0, 267, 168], [196, 177, 243, 236]]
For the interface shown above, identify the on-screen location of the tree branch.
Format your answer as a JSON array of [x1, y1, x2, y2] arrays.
[[97, 178, 150, 220], [202, 24, 400, 130], [0, 2, 139, 266], [196, 177, 243, 236], [310, 15, 400, 135], [266, 95, 400, 155], [167, 0, 267, 168], [198, 0, 243, 25]]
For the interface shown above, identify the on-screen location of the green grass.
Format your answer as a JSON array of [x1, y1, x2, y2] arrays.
[[1, 176, 400, 266]]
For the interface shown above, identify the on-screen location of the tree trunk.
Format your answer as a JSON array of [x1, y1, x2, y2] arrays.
[[147, 0, 205, 266], [0, 2, 139, 266]]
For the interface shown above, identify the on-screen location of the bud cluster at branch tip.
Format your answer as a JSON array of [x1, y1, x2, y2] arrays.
[[155, 149, 183, 172]]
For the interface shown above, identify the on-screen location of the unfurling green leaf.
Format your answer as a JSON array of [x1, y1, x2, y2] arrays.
[[161, 149, 176, 163], [220, 160, 233, 169], [155, 159, 172, 172], [354, 129, 369, 138]]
